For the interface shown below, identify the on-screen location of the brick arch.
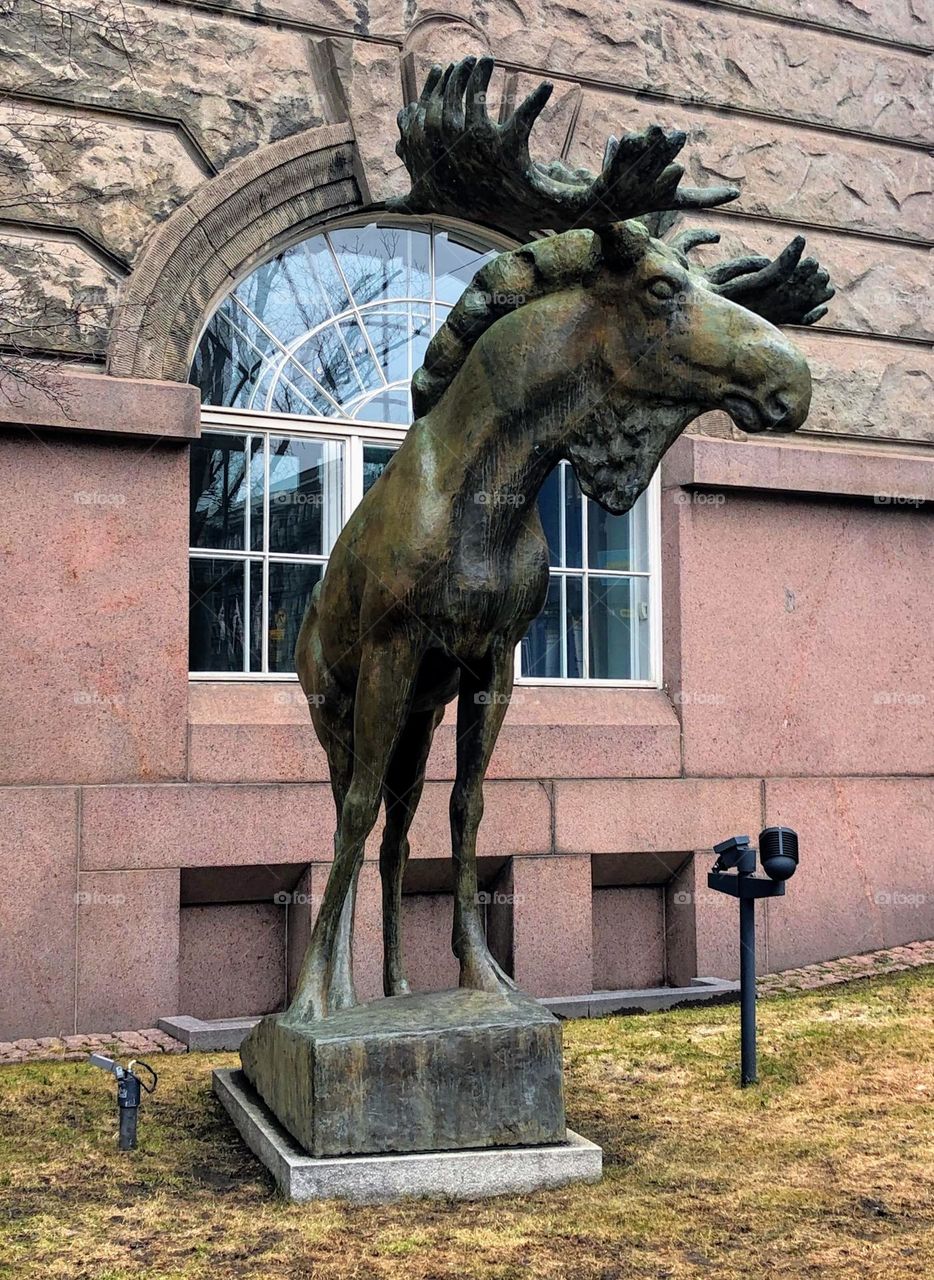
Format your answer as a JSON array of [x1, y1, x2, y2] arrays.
[[108, 122, 364, 382]]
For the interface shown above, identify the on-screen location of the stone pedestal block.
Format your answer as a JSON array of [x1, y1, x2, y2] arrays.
[[240, 988, 565, 1158]]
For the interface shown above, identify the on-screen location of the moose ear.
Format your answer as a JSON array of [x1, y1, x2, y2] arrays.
[[598, 220, 650, 272]]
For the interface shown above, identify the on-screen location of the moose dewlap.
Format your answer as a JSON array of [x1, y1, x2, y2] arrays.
[[239, 989, 566, 1158]]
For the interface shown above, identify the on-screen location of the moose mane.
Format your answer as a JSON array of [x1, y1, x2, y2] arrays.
[[413, 229, 603, 419]]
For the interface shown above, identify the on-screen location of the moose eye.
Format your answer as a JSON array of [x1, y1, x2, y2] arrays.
[[647, 277, 679, 301]]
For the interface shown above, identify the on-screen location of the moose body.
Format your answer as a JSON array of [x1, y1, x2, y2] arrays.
[[285, 57, 833, 1022]]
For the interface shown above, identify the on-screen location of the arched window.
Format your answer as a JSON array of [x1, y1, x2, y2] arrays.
[[188, 220, 660, 684]]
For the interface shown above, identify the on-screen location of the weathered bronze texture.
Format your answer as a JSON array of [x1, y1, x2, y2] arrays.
[[284, 58, 834, 1023], [241, 989, 565, 1157]]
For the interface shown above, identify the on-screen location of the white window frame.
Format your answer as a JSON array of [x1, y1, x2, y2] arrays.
[[514, 462, 662, 689], [191, 406, 662, 687]]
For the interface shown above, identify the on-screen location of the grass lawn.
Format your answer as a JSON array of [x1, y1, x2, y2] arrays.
[[1, 968, 932, 1280]]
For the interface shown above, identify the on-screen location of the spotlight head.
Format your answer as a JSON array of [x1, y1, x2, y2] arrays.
[[759, 826, 799, 881], [712, 834, 755, 875]]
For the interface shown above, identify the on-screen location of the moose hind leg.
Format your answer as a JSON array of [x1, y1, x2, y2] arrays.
[[450, 637, 518, 995], [379, 705, 445, 997], [286, 637, 418, 1023], [305, 676, 359, 1011]]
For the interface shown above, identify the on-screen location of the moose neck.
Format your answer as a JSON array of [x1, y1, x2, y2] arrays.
[[433, 359, 611, 548], [417, 287, 706, 549], [431, 366, 699, 547]]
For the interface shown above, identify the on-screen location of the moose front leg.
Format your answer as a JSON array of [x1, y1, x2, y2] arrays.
[[450, 637, 518, 995], [286, 636, 418, 1023]]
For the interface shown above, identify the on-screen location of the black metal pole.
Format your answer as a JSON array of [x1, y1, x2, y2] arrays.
[[739, 894, 757, 1086], [117, 1071, 141, 1150]]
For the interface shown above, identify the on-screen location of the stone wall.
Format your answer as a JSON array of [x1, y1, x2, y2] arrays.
[[2, 0, 930, 442]]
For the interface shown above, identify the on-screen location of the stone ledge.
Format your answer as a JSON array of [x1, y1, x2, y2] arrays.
[[663, 434, 934, 504], [158, 1015, 258, 1052], [544, 977, 740, 1019], [187, 682, 682, 783], [156, 980, 740, 1052], [213, 1068, 602, 1203], [0, 370, 201, 441]]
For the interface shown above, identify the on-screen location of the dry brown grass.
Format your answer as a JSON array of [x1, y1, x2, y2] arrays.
[[1, 968, 933, 1280]]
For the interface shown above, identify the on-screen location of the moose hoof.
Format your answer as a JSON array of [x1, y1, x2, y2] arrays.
[[459, 949, 517, 996]]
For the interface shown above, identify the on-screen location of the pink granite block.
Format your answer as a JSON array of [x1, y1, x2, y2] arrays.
[[178, 903, 285, 1020], [189, 683, 681, 784], [666, 854, 767, 984], [80, 783, 335, 869], [398, 782, 552, 861], [428, 687, 681, 781], [671, 493, 934, 777], [663, 433, 934, 503], [189, 723, 329, 783], [592, 886, 666, 990], [0, 370, 200, 440], [188, 682, 329, 783], [401, 894, 460, 994], [0, 788, 78, 1040], [0, 433, 188, 784], [555, 779, 762, 855], [350, 862, 384, 1004], [764, 778, 934, 971], [76, 870, 180, 1031], [285, 865, 316, 1001], [510, 855, 593, 998]]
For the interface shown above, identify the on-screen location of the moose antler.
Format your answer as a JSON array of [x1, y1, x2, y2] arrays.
[[709, 235, 835, 325], [672, 230, 835, 326], [387, 56, 739, 239]]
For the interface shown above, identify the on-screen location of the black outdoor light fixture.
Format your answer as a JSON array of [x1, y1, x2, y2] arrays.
[[89, 1053, 158, 1149], [708, 826, 799, 1086]]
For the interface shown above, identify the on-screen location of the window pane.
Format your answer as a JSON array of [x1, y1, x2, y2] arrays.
[[248, 561, 263, 673], [267, 437, 342, 556], [565, 576, 584, 678], [434, 232, 496, 305], [536, 467, 561, 567], [354, 387, 411, 425], [588, 576, 651, 680], [239, 239, 348, 345], [191, 306, 272, 409], [339, 319, 383, 395], [328, 225, 430, 305], [190, 434, 247, 550], [189, 558, 247, 672], [267, 562, 323, 674], [521, 575, 583, 679], [564, 465, 583, 568], [361, 305, 431, 386], [588, 493, 650, 572], [363, 443, 396, 495], [249, 437, 264, 552], [264, 360, 340, 418], [292, 325, 364, 405]]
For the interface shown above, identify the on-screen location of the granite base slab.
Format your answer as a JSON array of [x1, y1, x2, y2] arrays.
[[213, 1068, 602, 1203]]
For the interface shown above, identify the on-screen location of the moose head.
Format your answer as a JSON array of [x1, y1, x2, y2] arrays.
[[389, 56, 834, 515]]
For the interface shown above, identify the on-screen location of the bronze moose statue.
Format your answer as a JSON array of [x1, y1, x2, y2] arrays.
[[287, 57, 834, 1022]]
